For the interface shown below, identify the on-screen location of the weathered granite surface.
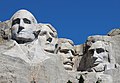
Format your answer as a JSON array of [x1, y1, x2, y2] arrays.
[[0, 9, 120, 83]]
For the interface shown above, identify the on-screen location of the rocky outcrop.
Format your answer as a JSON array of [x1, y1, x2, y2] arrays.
[[0, 9, 120, 83]]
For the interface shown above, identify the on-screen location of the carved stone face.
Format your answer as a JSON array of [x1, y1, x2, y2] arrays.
[[88, 41, 109, 71], [56, 39, 75, 70], [38, 24, 58, 53], [10, 9, 37, 43]]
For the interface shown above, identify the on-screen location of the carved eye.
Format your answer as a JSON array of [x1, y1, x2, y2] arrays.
[[12, 18, 20, 26], [88, 49, 94, 55], [49, 32, 55, 37], [39, 31, 47, 36], [96, 48, 105, 54], [23, 18, 31, 24], [60, 49, 69, 54]]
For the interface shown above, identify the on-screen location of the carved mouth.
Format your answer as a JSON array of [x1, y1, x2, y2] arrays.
[[63, 61, 74, 70], [45, 43, 54, 46], [94, 61, 102, 65], [63, 61, 74, 66], [45, 43, 50, 45], [19, 31, 31, 34]]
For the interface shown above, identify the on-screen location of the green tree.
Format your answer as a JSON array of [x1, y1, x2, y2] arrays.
[[67, 80, 72, 83]]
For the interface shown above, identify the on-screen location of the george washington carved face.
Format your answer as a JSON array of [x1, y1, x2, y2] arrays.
[[11, 9, 37, 43]]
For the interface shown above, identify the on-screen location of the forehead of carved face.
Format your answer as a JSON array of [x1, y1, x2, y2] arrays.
[[11, 9, 37, 25], [58, 41, 75, 70], [39, 25, 57, 39], [38, 25, 58, 53], [10, 10, 37, 43], [88, 41, 109, 66]]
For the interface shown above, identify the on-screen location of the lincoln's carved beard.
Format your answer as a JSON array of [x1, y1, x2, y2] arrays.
[[11, 9, 37, 44]]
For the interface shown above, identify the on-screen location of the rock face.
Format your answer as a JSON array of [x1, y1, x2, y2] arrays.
[[0, 9, 120, 83]]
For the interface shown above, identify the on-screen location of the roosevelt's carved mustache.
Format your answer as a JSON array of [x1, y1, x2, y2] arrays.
[[63, 61, 74, 66]]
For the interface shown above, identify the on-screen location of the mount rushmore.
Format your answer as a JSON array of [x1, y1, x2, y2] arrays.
[[0, 9, 120, 83]]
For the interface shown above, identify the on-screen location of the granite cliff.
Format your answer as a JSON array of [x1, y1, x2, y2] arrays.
[[0, 9, 120, 83]]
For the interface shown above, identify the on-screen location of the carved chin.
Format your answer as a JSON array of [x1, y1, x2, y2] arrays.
[[64, 65, 73, 70], [92, 63, 105, 72]]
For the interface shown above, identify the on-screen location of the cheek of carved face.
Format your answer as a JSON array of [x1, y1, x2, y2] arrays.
[[11, 24, 19, 39], [88, 48, 109, 66], [38, 28, 57, 52], [58, 49, 74, 70]]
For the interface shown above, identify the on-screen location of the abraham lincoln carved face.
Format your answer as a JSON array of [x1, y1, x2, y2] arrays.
[[87, 41, 114, 72]]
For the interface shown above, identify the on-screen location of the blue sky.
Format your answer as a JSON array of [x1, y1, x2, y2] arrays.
[[0, 0, 120, 45]]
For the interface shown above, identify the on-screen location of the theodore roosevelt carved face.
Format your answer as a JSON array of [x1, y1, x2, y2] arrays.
[[55, 38, 75, 70]]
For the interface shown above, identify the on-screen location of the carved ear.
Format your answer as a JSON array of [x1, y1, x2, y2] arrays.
[[33, 30, 41, 38], [0, 28, 11, 40]]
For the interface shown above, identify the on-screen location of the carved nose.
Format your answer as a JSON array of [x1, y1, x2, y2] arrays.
[[92, 56, 98, 61], [92, 51, 98, 60], [67, 51, 74, 61], [47, 37, 52, 42], [93, 51, 99, 58], [17, 26, 24, 33]]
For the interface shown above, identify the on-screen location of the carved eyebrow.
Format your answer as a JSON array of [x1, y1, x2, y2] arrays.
[[12, 18, 20, 26], [39, 31, 47, 36], [23, 18, 31, 24], [49, 32, 55, 37], [96, 48, 105, 54], [88, 49, 94, 55], [88, 48, 105, 54]]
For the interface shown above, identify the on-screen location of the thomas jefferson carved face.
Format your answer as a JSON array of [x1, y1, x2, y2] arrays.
[[11, 9, 37, 43], [38, 24, 58, 53]]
